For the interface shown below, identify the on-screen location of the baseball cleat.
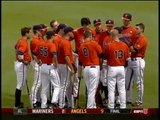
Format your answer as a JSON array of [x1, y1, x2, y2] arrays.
[[14, 102, 24, 108], [115, 103, 120, 109], [132, 101, 142, 107], [33, 103, 38, 108], [49, 103, 59, 109], [126, 101, 133, 105]]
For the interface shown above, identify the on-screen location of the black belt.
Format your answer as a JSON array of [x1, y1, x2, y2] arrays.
[[131, 57, 143, 61], [84, 66, 96, 68], [42, 63, 52, 65]]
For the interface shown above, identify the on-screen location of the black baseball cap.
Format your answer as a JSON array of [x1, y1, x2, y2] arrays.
[[33, 25, 42, 30], [57, 23, 67, 32], [81, 17, 91, 26], [122, 13, 132, 21], [114, 27, 123, 34], [46, 31, 55, 37], [93, 19, 102, 26], [106, 19, 114, 26], [39, 24, 47, 29], [64, 26, 73, 34]]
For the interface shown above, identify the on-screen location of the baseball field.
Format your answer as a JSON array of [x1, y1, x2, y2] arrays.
[[2, 1, 158, 108]]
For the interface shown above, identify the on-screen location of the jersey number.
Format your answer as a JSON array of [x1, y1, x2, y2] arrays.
[[114, 50, 124, 59], [40, 47, 48, 57], [82, 48, 89, 56]]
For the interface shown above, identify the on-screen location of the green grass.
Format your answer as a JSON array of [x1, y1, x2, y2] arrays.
[[2, 1, 158, 108]]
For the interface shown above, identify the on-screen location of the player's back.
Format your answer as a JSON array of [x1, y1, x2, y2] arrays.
[[34, 40, 56, 64], [78, 40, 102, 66], [105, 41, 129, 66]]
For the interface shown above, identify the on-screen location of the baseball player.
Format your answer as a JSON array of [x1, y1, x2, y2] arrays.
[[120, 13, 137, 105], [93, 19, 104, 43], [53, 23, 67, 50], [39, 24, 48, 38], [93, 18, 105, 108], [73, 17, 96, 107], [50, 20, 59, 33], [120, 13, 137, 46], [98, 19, 115, 105], [78, 30, 103, 108], [32, 31, 60, 108], [30, 24, 44, 108], [126, 23, 147, 107], [57, 26, 76, 108], [14, 27, 32, 108], [104, 27, 130, 109]]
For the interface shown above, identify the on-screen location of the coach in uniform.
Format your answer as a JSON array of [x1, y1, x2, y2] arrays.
[[14, 27, 31, 108]]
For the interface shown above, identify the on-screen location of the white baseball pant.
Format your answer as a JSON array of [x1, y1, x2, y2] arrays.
[[58, 64, 72, 108], [31, 60, 41, 105], [14, 61, 29, 90], [125, 57, 145, 104], [107, 66, 126, 109], [100, 60, 108, 86], [83, 65, 100, 108], [72, 53, 81, 99], [40, 64, 60, 108]]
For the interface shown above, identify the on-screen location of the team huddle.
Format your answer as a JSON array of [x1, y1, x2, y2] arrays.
[[14, 13, 147, 109]]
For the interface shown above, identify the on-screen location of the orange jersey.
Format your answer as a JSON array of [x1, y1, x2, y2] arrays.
[[93, 29, 104, 43], [33, 40, 57, 64], [53, 34, 62, 50], [99, 30, 113, 52], [30, 36, 44, 54], [131, 35, 147, 58], [15, 37, 31, 62], [57, 38, 74, 64], [73, 27, 96, 52], [78, 40, 102, 66], [105, 40, 130, 66], [121, 25, 137, 46]]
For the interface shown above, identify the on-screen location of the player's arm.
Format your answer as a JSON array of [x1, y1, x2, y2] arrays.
[[65, 56, 75, 74], [17, 51, 30, 65], [32, 53, 42, 66], [63, 41, 75, 74], [17, 42, 30, 65], [32, 46, 42, 66], [131, 38, 145, 53], [96, 44, 103, 69], [125, 46, 131, 67], [99, 52, 103, 70], [52, 52, 58, 68]]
